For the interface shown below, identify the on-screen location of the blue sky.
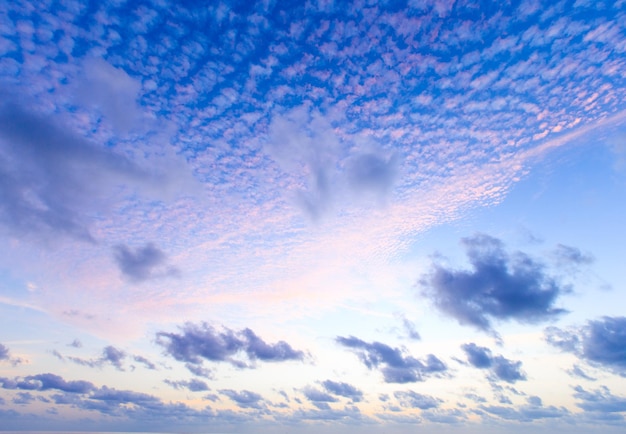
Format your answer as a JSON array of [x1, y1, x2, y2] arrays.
[[1, 0, 626, 432]]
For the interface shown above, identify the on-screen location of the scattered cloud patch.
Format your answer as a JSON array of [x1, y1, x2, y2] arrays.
[[479, 395, 568, 421], [321, 380, 363, 402], [0, 373, 95, 394], [553, 244, 594, 267], [421, 234, 568, 333], [545, 317, 626, 376], [336, 336, 446, 383], [0, 101, 159, 241], [574, 385, 626, 413], [164, 378, 209, 392], [219, 389, 265, 409], [461, 343, 526, 383], [394, 390, 442, 410], [0, 343, 23, 366], [156, 322, 305, 375]]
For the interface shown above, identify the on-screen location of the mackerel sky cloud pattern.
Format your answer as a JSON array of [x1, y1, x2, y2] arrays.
[[1, 0, 626, 432]]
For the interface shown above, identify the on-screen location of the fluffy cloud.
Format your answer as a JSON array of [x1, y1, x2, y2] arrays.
[[421, 234, 568, 332], [461, 343, 526, 383], [113, 243, 179, 282], [545, 316, 626, 376], [156, 322, 305, 374], [336, 336, 446, 383]]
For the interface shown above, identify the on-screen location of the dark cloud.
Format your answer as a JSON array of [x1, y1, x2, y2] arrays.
[[219, 389, 265, 409], [421, 233, 568, 332], [164, 379, 209, 392], [461, 343, 526, 383], [113, 243, 179, 283], [336, 336, 446, 383], [156, 322, 305, 374], [545, 317, 626, 376], [394, 390, 442, 410], [321, 380, 363, 402], [68, 339, 82, 348], [0, 101, 151, 241], [573, 385, 626, 413]]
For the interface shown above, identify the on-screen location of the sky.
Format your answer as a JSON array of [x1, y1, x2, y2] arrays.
[[1, 0, 626, 432]]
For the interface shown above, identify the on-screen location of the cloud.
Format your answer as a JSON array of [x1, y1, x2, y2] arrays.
[[461, 343, 526, 383], [321, 380, 363, 402], [0, 100, 175, 242], [132, 355, 156, 370], [219, 389, 265, 409], [55, 345, 134, 371], [568, 365, 596, 381], [102, 346, 126, 370], [156, 322, 305, 374], [76, 58, 144, 133], [394, 390, 442, 410], [113, 243, 179, 282], [421, 234, 568, 332], [0, 373, 95, 394], [545, 316, 626, 376], [336, 336, 446, 383], [346, 152, 398, 198], [164, 379, 209, 392], [397, 316, 421, 341], [13, 392, 36, 405], [0, 343, 10, 361], [302, 386, 338, 405], [553, 244, 594, 267], [573, 385, 626, 413], [479, 395, 568, 421], [0, 344, 24, 366]]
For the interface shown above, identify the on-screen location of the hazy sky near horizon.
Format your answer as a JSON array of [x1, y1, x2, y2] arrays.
[[1, 0, 626, 432]]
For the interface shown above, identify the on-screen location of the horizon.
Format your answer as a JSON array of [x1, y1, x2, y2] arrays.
[[1, 0, 626, 433]]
